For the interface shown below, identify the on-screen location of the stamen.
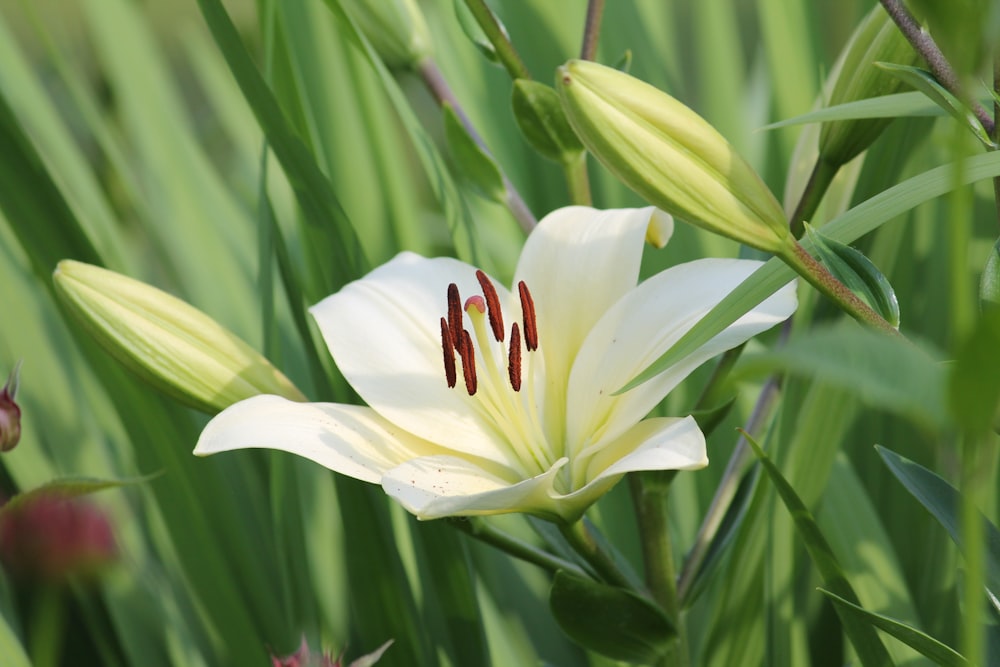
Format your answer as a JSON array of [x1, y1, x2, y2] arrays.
[[458, 329, 477, 395], [508, 322, 522, 391], [439, 317, 457, 388], [447, 283, 463, 352], [476, 270, 505, 342], [518, 281, 539, 351]]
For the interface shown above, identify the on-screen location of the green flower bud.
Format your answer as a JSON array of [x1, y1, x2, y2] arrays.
[[53, 261, 306, 414], [556, 60, 791, 255], [340, 0, 432, 68], [818, 5, 921, 167]]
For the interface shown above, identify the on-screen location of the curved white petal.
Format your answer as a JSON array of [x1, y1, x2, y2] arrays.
[[194, 394, 445, 483], [557, 417, 707, 518], [513, 206, 673, 437], [310, 252, 522, 468], [382, 455, 568, 520], [566, 259, 796, 454]]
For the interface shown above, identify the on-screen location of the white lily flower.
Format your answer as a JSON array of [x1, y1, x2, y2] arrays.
[[195, 206, 796, 522]]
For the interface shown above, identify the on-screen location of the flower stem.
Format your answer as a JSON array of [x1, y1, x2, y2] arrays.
[[781, 240, 900, 335], [878, 0, 994, 135], [563, 152, 592, 206], [28, 585, 65, 667], [579, 0, 606, 61], [461, 0, 531, 80], [559, 519, 633, 590], [789, 158, 839, 238], [449, 517, 588, 577], [418, 58, 537, 233], [629, 473, 689, 667]]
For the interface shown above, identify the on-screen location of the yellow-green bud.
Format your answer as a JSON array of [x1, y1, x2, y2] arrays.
[[53, 261, 306, 414], [818, 5, 921, 167], [556, 59, 791, 254], [340, 0, 432, 68]]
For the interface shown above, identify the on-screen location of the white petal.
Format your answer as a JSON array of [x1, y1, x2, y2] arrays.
[[583, 417, 706, 482], [566, 259, 796, 453], [382, 455, 567, 520], [194, 394, 443, 483], [310, 252, 522, 468], [513, 206, 673, 436], [556, 417, 707, 519]]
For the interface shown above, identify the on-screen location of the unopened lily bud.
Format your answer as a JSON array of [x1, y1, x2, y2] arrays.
[[53, 261, 306, 414], [556, 59, 791, 255], [0, 494, 116, 583], [340, 0, 432, 68], [0, 362, 21, 452], [818, 5, 921, 167]]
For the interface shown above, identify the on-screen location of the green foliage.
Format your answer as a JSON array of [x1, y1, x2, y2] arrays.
[[0, 1, 997, 665]]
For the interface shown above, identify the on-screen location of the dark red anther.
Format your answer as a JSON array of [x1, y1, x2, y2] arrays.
[[447, 283, 463, 352], [440, 317, 457, 389], [476, 270, 505, 342], [508, 323, 522, 391], [518, 281, 538, 351], [458, 330, 478, 396]]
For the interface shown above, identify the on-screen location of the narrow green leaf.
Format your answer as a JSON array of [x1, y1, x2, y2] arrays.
[[442, 103, 506, 202], [549, 570, 674, 663], [877, 63, 995, 148], [805, 223, 900, 327], [194, 0, 367, 286], [0, 611, 29, 667], [877, 445, 1000, 603], [735, 322, 945, 428], [763, 91, 950, 130], [619, 149, 1000, 394], [511, 79, 584, 164], [453, 0, 500, 64], [821, 589, 971, 667], [745, 434, 893, 667], [0, 475, 157, 517]]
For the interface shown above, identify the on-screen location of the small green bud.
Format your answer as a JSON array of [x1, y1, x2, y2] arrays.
[[818, 5, 921, 167], [53, 261, 306, 414], [556, 60, 791, 254], [339, 0, 432, 68]]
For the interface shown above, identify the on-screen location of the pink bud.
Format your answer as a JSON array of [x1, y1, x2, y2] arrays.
[[0, 362, 21, 453], [0, 493, 117, 583]]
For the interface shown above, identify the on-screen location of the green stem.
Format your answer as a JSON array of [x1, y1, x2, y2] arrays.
[[630, 473, 688, 667], [789, 158, 839, 238], [559, 520, 633, 590], [782, 240, 900, 335], [418, 58, 537, 232], [563, 152, 592, 206], [461, 0, 531, 80], [28, 585, 64, 667], [450, 517, 587, 577]]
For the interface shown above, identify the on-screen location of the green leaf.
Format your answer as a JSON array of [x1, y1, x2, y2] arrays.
[[820, 589, 971, 667], [442, 103, 506, 202], [735, 321, 946, 429], [612, 49, 633, 73], [745, 434, 893, 667], [511, 79, 584, 164], [194, 0, 367, 286], [0, 475, 157, 517], [453, 0, 501, 64], [763, 91, 951, 130], [877, 445, 1000, 604], [549, 570, 674, 663], [877, 63, 996, 148], [618, 149, 1000, 394], [948, 310, 1000, 433], [804, 223, 900, 327]]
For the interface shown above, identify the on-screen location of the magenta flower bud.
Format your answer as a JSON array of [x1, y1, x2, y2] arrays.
[[0, 362, 21, 453], [270, 636, 392, 667]]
